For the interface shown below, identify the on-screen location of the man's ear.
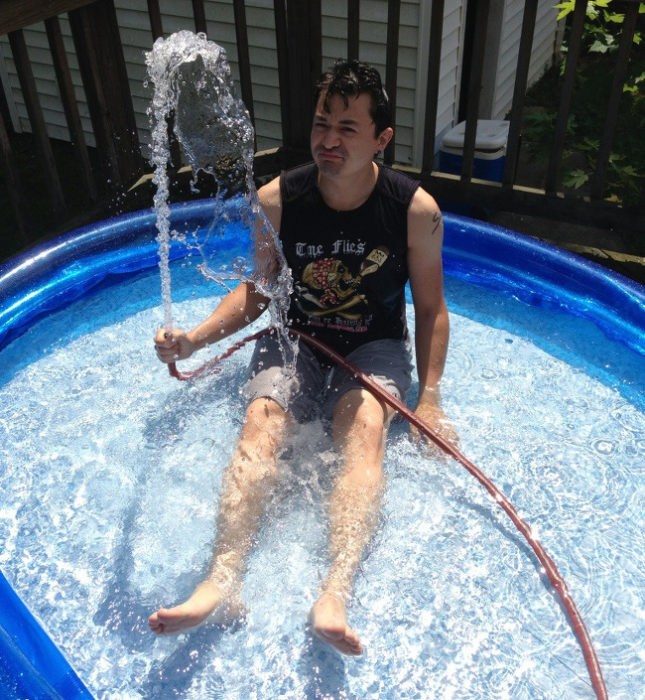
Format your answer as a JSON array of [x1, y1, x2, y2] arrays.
[[377, 127, 394, 152]]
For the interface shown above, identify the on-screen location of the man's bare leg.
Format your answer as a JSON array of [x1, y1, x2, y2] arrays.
[[309, 389, 393, 655], [149, 397, 289, 634]]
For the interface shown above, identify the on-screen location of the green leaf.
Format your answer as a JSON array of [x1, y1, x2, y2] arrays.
[[620, 166, 640, 177], [605, 13, 624, 24], [553, 1, 575, 21], [579, 138, 600, 152], [563, 169, 589, 189], [589, 39, 611, 53]]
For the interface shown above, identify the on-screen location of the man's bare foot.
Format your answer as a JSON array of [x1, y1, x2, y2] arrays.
[[309, 591, 363, 656], [148, 580, 245, 635]]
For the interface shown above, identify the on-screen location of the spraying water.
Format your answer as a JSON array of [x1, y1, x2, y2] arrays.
[[145, 31, 291, 334]]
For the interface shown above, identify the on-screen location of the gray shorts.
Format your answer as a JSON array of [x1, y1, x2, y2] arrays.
[[243, 332, 413, 422]]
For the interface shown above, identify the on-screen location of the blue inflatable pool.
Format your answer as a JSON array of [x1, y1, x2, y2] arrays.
[[0, 200, 643, 698]]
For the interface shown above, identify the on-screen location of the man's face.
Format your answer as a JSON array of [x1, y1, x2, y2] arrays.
[[310, 91, 393, 178]]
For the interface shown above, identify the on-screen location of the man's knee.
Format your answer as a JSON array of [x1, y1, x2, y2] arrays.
[[332, 389, 391, 449], [334, 389, 388, 427], [232, 398, 289, 477], [242, 397, 289, 438]]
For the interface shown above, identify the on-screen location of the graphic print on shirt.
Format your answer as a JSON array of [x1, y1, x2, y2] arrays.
[[295, 245, 389, 321]]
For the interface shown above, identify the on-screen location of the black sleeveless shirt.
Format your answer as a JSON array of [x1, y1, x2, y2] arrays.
[[279, 162, 419, 355]]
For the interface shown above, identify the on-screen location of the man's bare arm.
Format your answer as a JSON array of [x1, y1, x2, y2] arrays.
[[155, 177, 283, 363]]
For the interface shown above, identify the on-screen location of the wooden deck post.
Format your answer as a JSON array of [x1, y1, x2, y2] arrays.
[[384, 0, 401, 165], [8, 29, 67, 218], [0, 111, 29, 242], [274, 0, 321, 156], [45, 15, 98, 202], [546, 0, 588, 194], [590, 2, 640, 200], [68, 0, 142, 190]]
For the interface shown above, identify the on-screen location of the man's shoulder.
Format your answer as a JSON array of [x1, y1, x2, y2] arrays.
[[408, 185, 440, 216], [280, 162, 318, 203], [257, 176, 282, 230], [376, 164, 420, 208], [258, 176, 281, 207]]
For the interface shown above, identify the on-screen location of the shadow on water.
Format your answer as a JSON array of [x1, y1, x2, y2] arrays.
[[452, 490, 593, 653], [92, 373, 234, 654], [454, 498, 537, 567], [143, 366, 247, 447], [140, 623, 242, 698], [90, 448, 162, 655], [297, 633, 350, 699], [91, 474, 244, 697]]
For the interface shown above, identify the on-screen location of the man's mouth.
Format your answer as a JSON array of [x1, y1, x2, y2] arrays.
[[317, 150, 344, 161]]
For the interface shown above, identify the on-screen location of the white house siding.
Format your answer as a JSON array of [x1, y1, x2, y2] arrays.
[[0, 1, 284, 157], [232, 0, 283, 152], [412, 0, 468, 166], [527, 1, 563, 93], [0, 1, 560, 171], [319, 0, 468, 168], [0, 20, 88, 144], [320, 0, 426, 166], [487, 0, 562, 119], [116, 0, 280, 158]]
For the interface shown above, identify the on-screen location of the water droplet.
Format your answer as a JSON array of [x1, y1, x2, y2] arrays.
[[593, 439, 615, 455]]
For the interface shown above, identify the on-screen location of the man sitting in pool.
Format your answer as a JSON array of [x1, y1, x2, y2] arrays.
[[150, 59, 453, 656]]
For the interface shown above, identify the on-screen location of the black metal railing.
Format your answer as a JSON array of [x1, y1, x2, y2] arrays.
[[0, 0, 141, 245], [0, 0, 643, 256], [421, 0, 644, 231]]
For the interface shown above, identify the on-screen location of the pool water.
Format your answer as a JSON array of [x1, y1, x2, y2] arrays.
[[0, 256, 643, 699]]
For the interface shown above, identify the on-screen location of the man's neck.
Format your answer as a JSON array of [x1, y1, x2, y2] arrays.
[[317, 161, 379, 211]]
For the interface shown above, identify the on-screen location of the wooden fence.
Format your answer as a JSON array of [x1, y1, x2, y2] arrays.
[[0, 0, 643, 252]]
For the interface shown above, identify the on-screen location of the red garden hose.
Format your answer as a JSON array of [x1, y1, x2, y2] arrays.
[[168, 326, 608, 699]]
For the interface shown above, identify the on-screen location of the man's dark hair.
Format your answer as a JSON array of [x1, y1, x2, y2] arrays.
[[316, 59, 392, 135]]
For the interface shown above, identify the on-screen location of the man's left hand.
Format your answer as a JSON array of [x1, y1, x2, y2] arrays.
[[410, 392, 459, 456]]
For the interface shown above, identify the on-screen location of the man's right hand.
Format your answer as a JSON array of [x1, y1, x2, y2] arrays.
[[154, 328, 198, 364]]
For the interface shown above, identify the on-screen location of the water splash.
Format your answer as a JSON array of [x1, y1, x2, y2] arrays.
[[145, 30, 292, 336]]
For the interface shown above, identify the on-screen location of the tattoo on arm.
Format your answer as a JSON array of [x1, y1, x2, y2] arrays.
[[431, 211, 442, 236]]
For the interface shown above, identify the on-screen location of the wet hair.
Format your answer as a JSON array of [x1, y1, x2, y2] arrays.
[[315, 59, 392, 136]]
